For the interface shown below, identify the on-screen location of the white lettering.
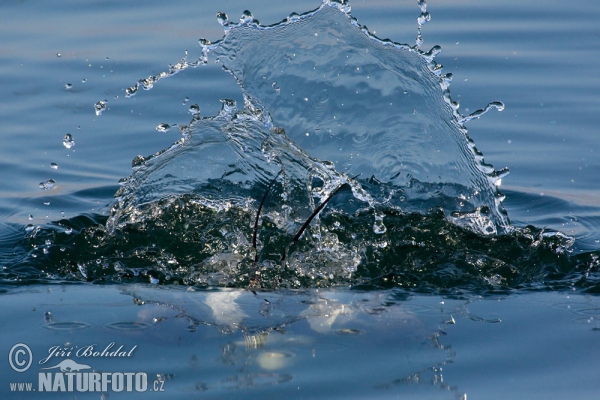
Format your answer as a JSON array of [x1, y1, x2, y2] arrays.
[[112, 372, 124, 392], [39, 373, 53, 392], [135, 373, 147, 392]]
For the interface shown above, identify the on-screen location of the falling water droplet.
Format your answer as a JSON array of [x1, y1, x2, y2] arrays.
[[50, 163, 58, 169], [82, 78, 87, 83], [94, 100, 107, 115], [28, 214, 33, 220], [63, 133, 75, 149], [418, 12, 431, 26], [65, 83, 72, 90], [39, 179, 56, 190], [156, 123, 171, 133], [182, 96, 190, 105], [188, 104, 200, 115]]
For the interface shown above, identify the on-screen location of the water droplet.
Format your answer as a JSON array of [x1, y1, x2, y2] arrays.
[[217, 11, 229, 27], [77, 262, 87, 278], [288, 12, 301, 22], [131, 155, 146, 167], [373, 212, 387, 234], [56, 53, 61, 57], [138, 77, 155, 90], [156, 123, 171, 133], [63, 133, 75, 149], [418, 12, 431, 26], [50, 163, 58, 169], [28, 214, 33, 220], [65, 83, 72, 90], [125, 84, 138, 98], [64, 227, 73, 235], [188, 104, 200, 115], [240, 10, 254, 24], [459, 101, 504, 124], [39, 179, 56, 190], [182, 96, 190, 105], [219, 99, 237, 115], [44, 311, 53, 323], [82, 78, 87, 83], [94, 100, 107, 116]]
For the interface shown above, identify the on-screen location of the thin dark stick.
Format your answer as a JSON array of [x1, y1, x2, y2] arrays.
[[252, 169, 283, 262], [281, 174, 360, 261]]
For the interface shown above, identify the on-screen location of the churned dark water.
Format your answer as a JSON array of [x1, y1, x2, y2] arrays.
[[1, 0, 599, 399]]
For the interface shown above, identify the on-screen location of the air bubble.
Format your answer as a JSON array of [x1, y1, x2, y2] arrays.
[[63, 133, 75, 149]]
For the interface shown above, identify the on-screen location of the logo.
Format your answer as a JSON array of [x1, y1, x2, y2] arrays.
[[40, 359, 91, 372], [7, 342, 165, 394], [9, 344, 33, 373]]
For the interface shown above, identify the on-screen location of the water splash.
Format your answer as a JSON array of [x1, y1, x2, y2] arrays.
[[7, 0, 599, 292]]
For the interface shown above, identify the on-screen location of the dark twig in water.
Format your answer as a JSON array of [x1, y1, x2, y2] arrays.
[[281, 174, 360, 262], [252, 169, 283, 262]]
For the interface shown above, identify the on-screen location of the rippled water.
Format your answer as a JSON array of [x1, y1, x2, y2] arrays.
[[1, 1, 600, 398]]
